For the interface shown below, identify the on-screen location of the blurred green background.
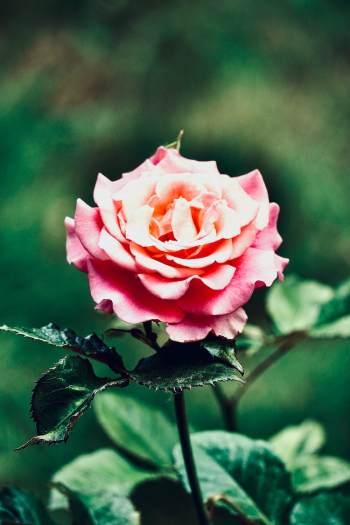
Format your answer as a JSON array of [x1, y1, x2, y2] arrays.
[[1, 0, 349, 502]]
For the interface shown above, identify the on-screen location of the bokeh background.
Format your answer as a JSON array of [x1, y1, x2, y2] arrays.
[[1, 0, 349, 507]]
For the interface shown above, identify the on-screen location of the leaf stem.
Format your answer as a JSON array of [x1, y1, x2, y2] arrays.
[[174, 391, 210, 525], [229, 331, 308, 412], [143, 321, 160, 351]]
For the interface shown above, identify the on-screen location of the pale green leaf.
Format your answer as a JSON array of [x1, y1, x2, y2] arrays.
[[269, 420, 326, 469], [52, 482, 140, 525], [50, 448, 155, 512], [292, 455, 350, 493], [266, 275, 333, 334], [94, 392, 177, 469]]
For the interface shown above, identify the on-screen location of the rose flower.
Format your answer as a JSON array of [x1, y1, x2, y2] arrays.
[[65, 146, 288, 342]]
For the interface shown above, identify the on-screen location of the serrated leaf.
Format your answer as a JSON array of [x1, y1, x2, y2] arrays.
[[0, 486, 55, 524], [290, 492, 350, 524], [50, 448, 155, 512], [269, 420, 326, 469], [266, 275, 333, 334], [16, 355, 128, 450], [291, 455, 350, 493], [201, 337, 244, 375], [94, 392, 177, 469], [52, 482, 139, 525], [173, 431, 293, 524], [0, 323, 125, 374], [128, 342, 244, 392]]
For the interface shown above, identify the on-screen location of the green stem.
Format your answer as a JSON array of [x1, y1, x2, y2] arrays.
[[174, 391, 210, 525], [229, 332, 308, 410]]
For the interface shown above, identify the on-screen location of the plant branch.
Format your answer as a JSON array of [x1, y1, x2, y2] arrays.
[[229, 331, 308, 410], [174, 391, 210, 525]]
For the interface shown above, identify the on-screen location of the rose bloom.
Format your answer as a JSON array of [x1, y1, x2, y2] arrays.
[[65, 147, 288, 342]]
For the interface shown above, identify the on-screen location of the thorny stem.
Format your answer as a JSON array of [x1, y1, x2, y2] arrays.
[[174, 391, 210, 525]]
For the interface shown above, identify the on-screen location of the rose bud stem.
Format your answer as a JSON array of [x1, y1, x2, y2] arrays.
[[174, 390, 210, 525]]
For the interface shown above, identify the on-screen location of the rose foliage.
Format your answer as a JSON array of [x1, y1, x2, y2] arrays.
[[65, 146, 288, 342]]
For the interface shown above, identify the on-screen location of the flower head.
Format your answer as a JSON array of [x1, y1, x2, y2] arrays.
[[66, 146, 288, 342]]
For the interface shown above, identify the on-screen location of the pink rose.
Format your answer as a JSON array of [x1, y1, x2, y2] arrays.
[[65, 147, 288, 342]]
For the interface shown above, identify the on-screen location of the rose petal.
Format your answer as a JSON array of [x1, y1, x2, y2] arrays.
[[165, 239, 233, 268], [130, 242, 205, 279], [155, 173, 207, 204], [93, 173, 124, 206], [138, 264, 235, 300], [113, 177, 158, 221], [125, 205, 154, 246], [230, 222, 258, 259], [176, 248, 277, 315], [65, 217, 90, 272], [172, 198, 197, 242], [151, 147, 220, 178], [236, 169, 270, 229], [275, 254, 289, 281], [74, 199, 108, 261], [88, 259, 185, 324], [165, 307, 247, 342], [98, 227, 140, 272], [252, 203, 282, 251], [221, 177, 259, 227]]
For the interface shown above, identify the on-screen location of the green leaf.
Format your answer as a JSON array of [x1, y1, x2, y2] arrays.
[[94, 392, 177, 469], [310, 316, 350, 338], [0, 486, 55, 524], [315, 278, 350, 327], [52, 482, 139, 525], [50, 448, 155, 512], [128, 342, 244, 392], [269, 420, 326, 469], [0, 323, 125, 374], [201, 337, 244, 374], [16, 355, 128, 450], [266, 275, 333, 334], [173, 431, 293, 524], [290, 492, 350, 525], [291, 455, 350, 493]]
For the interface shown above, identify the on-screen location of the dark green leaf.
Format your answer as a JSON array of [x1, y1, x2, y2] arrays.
[[16, 355, 128, 450], [52, 482, 139, 525], [266, 275, 333, 334], [103, 328, 154, 349], [0, 324, 125, 374], [50, 448, 155, 513], [291, 455, 350, 493], [128, 343, 244, 392], [0, 486, 55, 525], [94, 392, 177, 469], [290, 492, 350, 525], [173, 431, 293, 524], [201, 337, 244, 374], [269, 420, 326, 469]]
